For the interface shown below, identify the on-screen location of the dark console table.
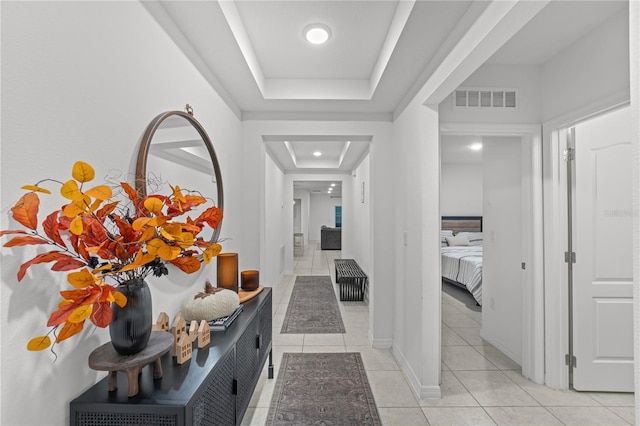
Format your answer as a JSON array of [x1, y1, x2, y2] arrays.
[[70, 288, 273, 426]]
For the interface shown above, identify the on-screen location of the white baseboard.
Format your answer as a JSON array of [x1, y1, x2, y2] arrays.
[[369, 332, 392, 349], [479, 329, 522, 366], [392, 343, 442, 400]]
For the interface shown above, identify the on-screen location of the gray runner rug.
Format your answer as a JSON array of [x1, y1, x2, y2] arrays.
[[266, 352, 381, 426], [281, 275, 346, 334]]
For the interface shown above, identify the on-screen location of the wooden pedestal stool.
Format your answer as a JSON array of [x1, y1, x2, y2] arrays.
[[88, 331, 173, 397]]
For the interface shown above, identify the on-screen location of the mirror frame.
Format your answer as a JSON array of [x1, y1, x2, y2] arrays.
[[135, 110, 224, 243]]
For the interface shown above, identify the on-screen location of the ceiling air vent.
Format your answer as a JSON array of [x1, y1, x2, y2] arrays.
[[454, 88, 517, 109]]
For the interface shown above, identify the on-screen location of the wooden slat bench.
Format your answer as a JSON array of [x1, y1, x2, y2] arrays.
[[334, 259, 368, 301]]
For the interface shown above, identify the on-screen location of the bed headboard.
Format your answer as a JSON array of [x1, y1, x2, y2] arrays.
[[441, 216, 483, 234]]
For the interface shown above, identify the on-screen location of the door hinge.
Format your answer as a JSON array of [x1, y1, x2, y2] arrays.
[[565, 354, 577, 368], [563, 147, 575, 162], [564, 251, 576, 263]]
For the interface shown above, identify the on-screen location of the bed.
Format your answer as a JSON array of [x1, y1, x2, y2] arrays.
[[441, 216, 483, 306]]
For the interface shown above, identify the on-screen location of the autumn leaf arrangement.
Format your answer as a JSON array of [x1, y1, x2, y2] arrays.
[[1, 161, 223, 352]]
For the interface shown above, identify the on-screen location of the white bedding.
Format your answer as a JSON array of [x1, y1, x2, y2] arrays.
[[441, 245, 483, 305]]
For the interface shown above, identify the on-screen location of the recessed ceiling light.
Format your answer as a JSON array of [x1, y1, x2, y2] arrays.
[[313, 151, 322, 157], [331, 183, 336, 187], [304, 24, 331, 45], [469, 143, 483, 151]]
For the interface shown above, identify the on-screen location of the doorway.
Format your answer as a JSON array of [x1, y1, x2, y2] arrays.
[[440, 123, 545, 383]]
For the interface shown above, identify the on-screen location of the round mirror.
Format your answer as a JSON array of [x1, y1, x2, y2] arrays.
[[135, 108, 224, 243]]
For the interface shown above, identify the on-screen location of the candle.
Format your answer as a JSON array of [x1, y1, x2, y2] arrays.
[[217, 253, 238, 292], [241, 270, 259, 291]]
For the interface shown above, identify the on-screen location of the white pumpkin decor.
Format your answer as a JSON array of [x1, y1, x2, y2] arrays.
[[182, 281, 240, 322]]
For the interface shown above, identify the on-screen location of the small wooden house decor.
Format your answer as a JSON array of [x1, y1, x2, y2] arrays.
[[152, 312, 170, 332], [175, 333, 192, 364], [197, 320, 211, 348], [188, 320, 198, 343], [171, 312, 186, 357]]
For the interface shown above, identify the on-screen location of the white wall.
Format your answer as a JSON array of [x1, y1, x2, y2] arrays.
[[309, 195, 342, 241], [1, 3, 242, 425], [480, 137, 523, 364], [630, 0, 640, 418], [294, 189, 311, 242], [348, 155, 371, 277], [541, 8, 630, 122], [263, 153, 286, 285], [439, 64, 542, 124], [392, 102, 442, 398], [440, 164, 483, 216]]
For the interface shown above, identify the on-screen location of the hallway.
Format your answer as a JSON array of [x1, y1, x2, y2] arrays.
[[242, 241, 634, 425]]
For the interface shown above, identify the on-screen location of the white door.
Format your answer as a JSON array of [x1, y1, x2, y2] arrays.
[[572, 106, 634, 392]]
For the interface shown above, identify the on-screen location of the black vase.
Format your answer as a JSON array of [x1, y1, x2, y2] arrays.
[[109, 278, 152, 355]]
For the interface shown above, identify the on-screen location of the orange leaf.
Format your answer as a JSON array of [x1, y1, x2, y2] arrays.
[[120, 182, 140, 209], [72, 161, 95, 183], [10, 193, 40, 230], [27, 336, 52, 351], [137, 226, 156, 242], [203, 243, 222, 264], [3, 235, 49, 247], [69, 216, 83, 235], [196, 206, 223, 230], [68, 305, 92, 323], [63, 200, 85, 217], [56, 321, 83, 342], [170, 256, 201, 274], [90, 302, 112, 328], [132, 217, 151, 231], [113, 291, 127, 308], [60, 179, 83, 201], [67, 269, 96, 289], [85, 185, 112, 201], [21, 185, 51, 194], [143, 197, 164, 213]]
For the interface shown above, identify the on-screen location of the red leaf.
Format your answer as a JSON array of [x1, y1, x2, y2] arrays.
[[51, 257, 86, 272], [17, 251, 76, 281], [170, 256, 201, 274], [87, 218, 108, 242], [10, 193, 40, 230], [42, 210, 65, 246], [95, 201, 118, 220], [47, 304, 75, 327], [76, 240, 90, 262], [90, 302, 112, 328], [0, 230, 28, 237], [3, 236, 49, 247]]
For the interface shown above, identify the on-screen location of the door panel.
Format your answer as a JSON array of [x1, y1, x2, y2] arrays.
[[573, 106, 634, 392]]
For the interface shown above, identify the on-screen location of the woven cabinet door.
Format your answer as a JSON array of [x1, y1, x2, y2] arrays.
[[191, 348, 235, 426]]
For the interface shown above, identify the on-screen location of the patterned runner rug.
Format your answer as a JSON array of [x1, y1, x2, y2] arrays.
[[281, 275, 346, 334], [267, 352, 381, 426]]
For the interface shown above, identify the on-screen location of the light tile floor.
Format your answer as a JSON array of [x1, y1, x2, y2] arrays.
[[242, 242, 635, 425]]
